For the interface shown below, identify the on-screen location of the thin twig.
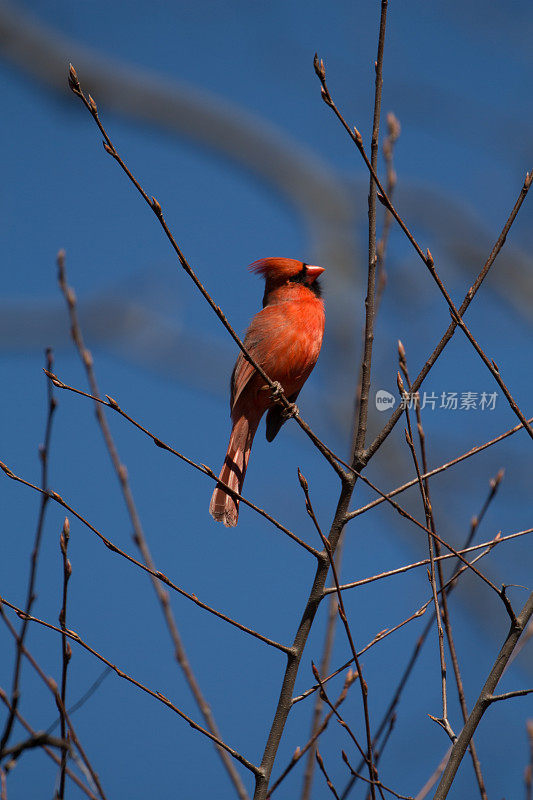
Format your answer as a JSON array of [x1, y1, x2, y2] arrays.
[[342, 750, 413, 800], [325, 528, 528, 594], [0, 350, 57, 757], [58, 517, 72, 800], [433, 592, 533, 799], [341, 473, 503, 800], [348, 418, 530, 521], [414, 747, 451, 800], [400, 346, 493, 795], [486, 688, 533, 703], [67, 65, 348, 481], [349, 0, 388, 465], [267, 670, 358, 797], [0, 607, 108, 800], [298, 470, 378, 799], [0, 689, 97, 800], [0, 460, 291, 655], [375, 112, 401, 311], [295, 533, 502, 706], [315, 749, 341, 800], [316, 61, 533, 440], [44, 369, 320, 559], [364, 170, 533, 463], [401, 381, 454, 743], [46, 668, 112, 735], [0, 596, 261, 777], [300, 539, 344, 800], [57, 251, 250, 799], [1, 734, 68, 762]]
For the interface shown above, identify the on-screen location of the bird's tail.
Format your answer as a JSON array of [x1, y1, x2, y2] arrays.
[[209, 416, 258, 527]]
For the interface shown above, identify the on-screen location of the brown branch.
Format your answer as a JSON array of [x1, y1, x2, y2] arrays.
[[295, 533, 502, 706], [316, 59, 533, 439], [0, 596, 260, 777], [0, 350, 57, 758], [342, 750, 413, 800], [298, 471, 378, 798], [349, 0, 388, 464], [0, 607, 108, 800], [311, 663, 376, 786], [0, 689, 97, 800], [348, 418, 530, 521], [414, 747, 452, 800], [44, 369, 320, 559], [375, 112, 401, 311], [341, 471, 502, 800], [400, 347, 495, 796], [58, 517, 72, 800], [363, 169, 533, 463], [401, 385, 454, 743], [66, 64, 347, 481], [325, 528, 529, 594], [300, 539, 344, 800], [56, 251, 250, 799], [341, 460, 509, 608], [486, 688, 533, 704], [0, 459, 291, 655], [46, 667, 112, 735], [46, 367, 509, 601], [433, 592, 533, 799], [315, 749, 341, 800], [1, 734, 68, 762], [267, 670, 357, 797]]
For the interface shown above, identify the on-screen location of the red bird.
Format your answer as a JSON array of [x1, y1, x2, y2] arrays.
[[209, 257, 325, 527]]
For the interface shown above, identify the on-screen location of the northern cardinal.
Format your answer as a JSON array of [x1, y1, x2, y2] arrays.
[[209, 257, 325, 527]]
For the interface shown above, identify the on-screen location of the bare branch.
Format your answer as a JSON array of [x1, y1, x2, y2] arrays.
[[57, 251, 251, 799], [433, 592, 533, 799], [67, 64, 348, 481], [0, 689, 97, 800], [0, 350, 57, 757], [0, 595, 261, 777], [58, 517, 72, 800], [0, 459, 291, 655], [44, 368, 320, 559]]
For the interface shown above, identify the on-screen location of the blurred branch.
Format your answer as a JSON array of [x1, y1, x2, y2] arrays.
[[57, 250, 250, 799], [0, 0, 357, 276], [0, 596, 261, 777], [0, 458, 292, 654], [434, 592, 533, 799], [68, 64, 350, 483], [0, 688, 97, 799], [0, 606, 108, 800], [0, 350, 56, 759], [43, 368, 320, 557]]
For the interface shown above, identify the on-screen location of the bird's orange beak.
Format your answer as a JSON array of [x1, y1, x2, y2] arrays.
[[306, 265, 325, 283]]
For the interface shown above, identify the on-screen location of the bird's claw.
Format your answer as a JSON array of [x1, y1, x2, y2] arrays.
[[270, 381, 285, 402], [283, 402, 299, 420]]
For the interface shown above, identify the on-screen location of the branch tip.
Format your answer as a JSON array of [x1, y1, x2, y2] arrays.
[[67, 63, 80, 93]]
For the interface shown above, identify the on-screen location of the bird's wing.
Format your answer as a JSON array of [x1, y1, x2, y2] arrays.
[[230, 305, 288, 413]]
